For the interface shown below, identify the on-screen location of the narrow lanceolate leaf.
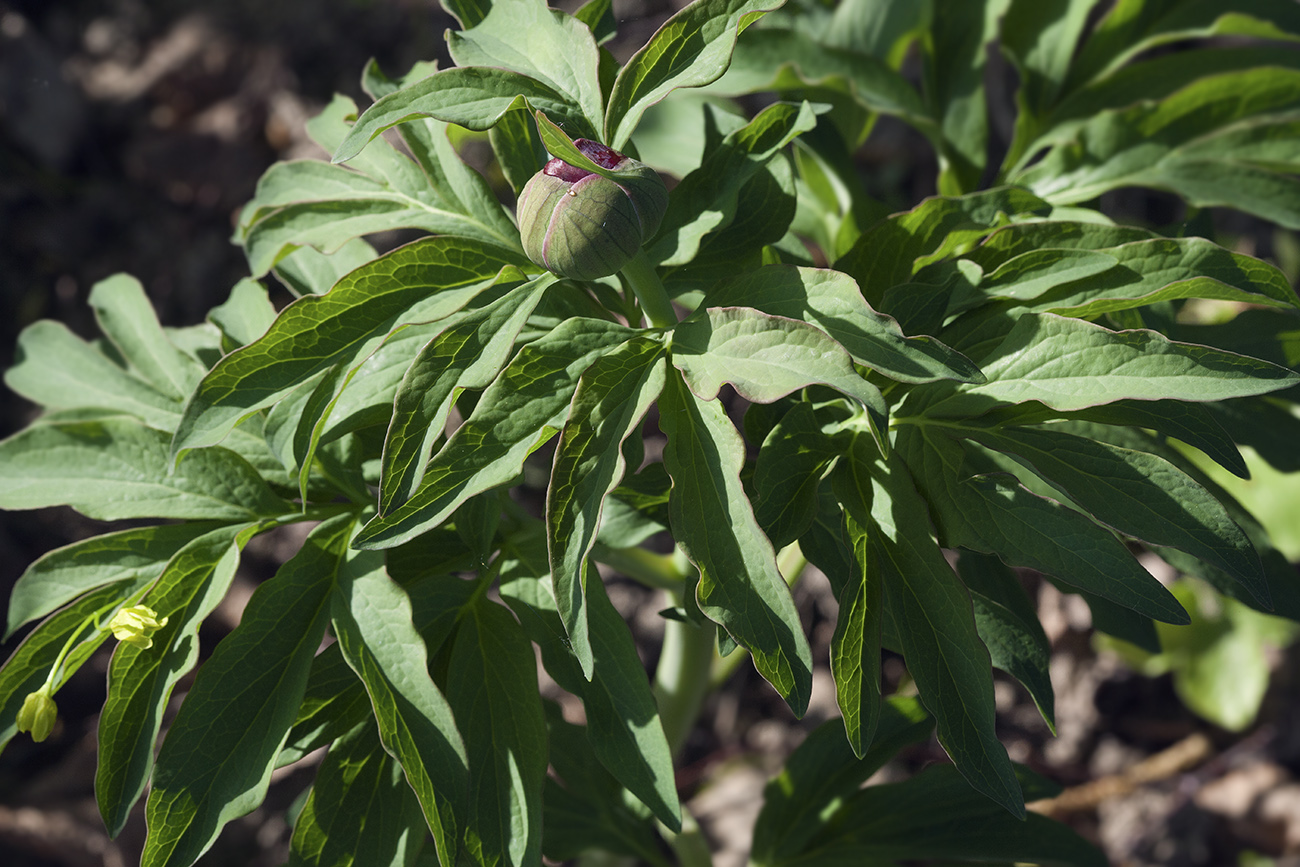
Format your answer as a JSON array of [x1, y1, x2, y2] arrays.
[[957, 552, 1056, 732], [209, 279, 277, 350], [498, 530, 681, 831], [277, 644, 371, 769], [829, 439, 884, 757], [0, 584, 130, 756], [446, 598, 548, 867], [834, 187, 1051, 305], [1012, 237, 1300, 317], [381, 274, 555, 512], [752, 401, 843, 550], [288, 722, 426, 867], [548, 338, 666, 678], [897, 426, 1189, 625], [671, 307, 888, 443], [968, 425, 1268, 605], [333, 67, 594, 165], [87, 275, 206, 401], [648, 100, 819, 267], [173, 238, 522, 454], [97, 523, 259, 837], [928, 313, 1300, 417], [605, 0, 787, 150], [331, 548, 469, 867], [446, 0, 605, 137], [240, 161, 521, 277], [704, 265, 984, 384], [0, 419, 289, 521], [6, 523, 217, 640], [355, 319, 634, 549], [866, 447, 1024, 818], [6, 320, 183, 429], [749, 700, 934, 866], [808, 764, 1106, 866], [143, 515, 353, 867], [1012, 69, 1300, 227], [659, 373, 814, 716]]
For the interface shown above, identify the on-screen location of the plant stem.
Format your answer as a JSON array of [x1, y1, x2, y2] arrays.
[[591, 542, 685, 591], [620, 249, 677, 329], [652, 552, 715, 759]]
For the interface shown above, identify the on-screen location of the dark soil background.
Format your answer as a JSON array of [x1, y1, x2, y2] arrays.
[[2, 1, 1300, 865]]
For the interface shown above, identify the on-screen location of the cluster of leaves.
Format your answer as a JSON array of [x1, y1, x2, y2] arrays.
[[3, 0, 1300, 865]]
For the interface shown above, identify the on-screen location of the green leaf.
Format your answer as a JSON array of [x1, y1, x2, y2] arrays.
[[6, 523, 217, 640], [967, 424, 1267, 605], [6, 320, 183, 430], [446, 0, 604, 137], [333, 67, 595, 166], [864, 447, 1024, 818], [0, 419, 290, 521], [548, 338, 666, 677], [928, 313, 1300, 417], [671, 308, 888, 443], [923, 0, 1010, 193], [749, 699, 933, 866], [242, 84, 522, 278], [1152, 579, 1299, 732], [1014, 238, 1300, 317], [274, 239, 378, 297], [499, 529, 681, 831], [88, 274, 206, 401], [173, 238, 522, 454], [1068, 0, 1300, 89], [575, 0, 616, 45], [488, 106, 547, 196], [828, 437, 885, 757], [957, 551, 1056, 731], [142, 514, 352, 867], [355, 318, 634, 549], [330, 547, 469, 867], [801, 764, 1106, 866], [289, 721, 426, 867], [539, 705, 670, 865], [97, 523, 259, 837], [752, 401, 842, 549], [705, 27, 932, 147], [1012, 69, 1300, 227], [605, 0, 787, 150], [381, 274, 554, 512], [648, 100, 819, 267], [835, 187, 1051, 307], [659, 372, 814, 716], [703, 265, 984, 384], [446, 597, 548, 867], [0, 583, 130, 755], [278, 644, 372, 769], [209, 279, 278, 350], [897, 426, 1190, 624]]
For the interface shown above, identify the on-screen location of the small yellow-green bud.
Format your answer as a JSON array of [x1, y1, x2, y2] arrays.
[[108, 605, 169, 649], [517, 139, 668, 281], [17, 687, 57, 742]]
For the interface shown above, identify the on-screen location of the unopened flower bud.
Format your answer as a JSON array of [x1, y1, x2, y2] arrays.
[[108, 605, 169, 649], [17, 687, 57, 742], [517, 139, 668, 281]]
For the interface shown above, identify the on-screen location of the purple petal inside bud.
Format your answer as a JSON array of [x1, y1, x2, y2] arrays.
[[542, 139, 627, 182]]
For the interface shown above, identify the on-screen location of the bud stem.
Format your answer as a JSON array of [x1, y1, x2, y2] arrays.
[[619, 250, 676, 329]]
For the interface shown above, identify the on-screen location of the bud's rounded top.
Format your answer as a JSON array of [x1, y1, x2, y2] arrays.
[[517, 139, 668, 281]]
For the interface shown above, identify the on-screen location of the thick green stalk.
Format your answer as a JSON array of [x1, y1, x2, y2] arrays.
[[652, 551, 715, 759], [619, 249, 677, 329]]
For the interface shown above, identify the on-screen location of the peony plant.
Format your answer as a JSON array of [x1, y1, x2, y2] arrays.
[[4, 1, 1300, 865]]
